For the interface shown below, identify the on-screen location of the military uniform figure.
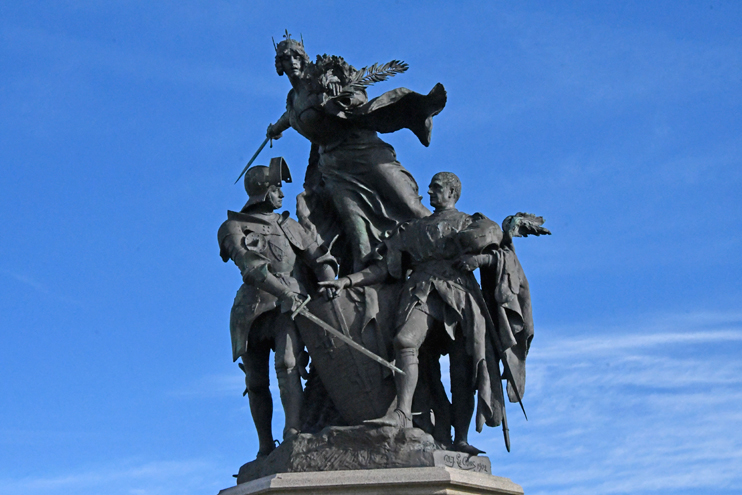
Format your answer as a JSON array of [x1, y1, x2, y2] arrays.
[[218, 158, 335, 458]]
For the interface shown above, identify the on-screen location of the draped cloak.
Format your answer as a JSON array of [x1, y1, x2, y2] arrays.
[[480, 245, 535, 404], [292, 83, 446, 272]]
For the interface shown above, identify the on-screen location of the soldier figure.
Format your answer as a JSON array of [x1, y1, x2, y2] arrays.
[[218, 158, 335, 458], [321, 172, 507, 455]]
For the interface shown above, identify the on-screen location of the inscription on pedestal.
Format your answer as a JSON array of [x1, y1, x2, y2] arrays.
[[433, 450, 491, 474]]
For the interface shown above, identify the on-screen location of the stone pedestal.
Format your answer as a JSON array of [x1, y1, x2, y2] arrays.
[[218, 467, 524, 495], [221, 426, 522, 494], [235, 426, 496, 483]]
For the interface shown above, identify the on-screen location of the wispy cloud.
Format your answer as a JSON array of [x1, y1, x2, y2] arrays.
[[168, 372, 244, 399], [538, 329, 742, 358], [3, 312, 738, 495], [170, 367, 283, 400], [484, 310, 742, 495], [0, 268, 83, 306]]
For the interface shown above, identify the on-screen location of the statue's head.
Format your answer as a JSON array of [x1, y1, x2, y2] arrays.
[[274, 31, 310, 78], [429, 171, 461, 209], [243, 157, 292, 210]]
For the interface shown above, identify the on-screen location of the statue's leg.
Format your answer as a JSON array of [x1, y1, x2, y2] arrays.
[[449, 327, 484, 455], [412, 344, 435, 434], [414, 340, 453, 446], [394, 308, 436, 418], [372, 160, 432, 219], [242, 341, 274, 458], [365, 307, 434, 427], [274, 316, 304, 441]]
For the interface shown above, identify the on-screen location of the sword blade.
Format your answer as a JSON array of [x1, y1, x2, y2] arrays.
[[501, 394, 511, 452], [234, 137, 269, 184], [294, 307, 405, 376]]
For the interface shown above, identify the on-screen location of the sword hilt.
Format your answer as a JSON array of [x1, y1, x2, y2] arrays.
[[290, 294, 312, 320]]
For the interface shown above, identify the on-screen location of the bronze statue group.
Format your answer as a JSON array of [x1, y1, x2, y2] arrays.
[[218, 33, 549, 460]]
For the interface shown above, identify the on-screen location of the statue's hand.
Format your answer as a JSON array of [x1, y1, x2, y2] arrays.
[[266, 123, 283, 140], [320, 73, 342, 96], [454, 254, 488, 272], [318, 277, 351, 299], [328, 82, 342, 97], [278, 291, 303, 314]]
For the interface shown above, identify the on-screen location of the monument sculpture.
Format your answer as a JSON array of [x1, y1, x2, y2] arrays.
[[217, 32, 550, 495]]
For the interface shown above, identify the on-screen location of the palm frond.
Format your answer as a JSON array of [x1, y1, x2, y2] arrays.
[[337, 60, 409, 98]]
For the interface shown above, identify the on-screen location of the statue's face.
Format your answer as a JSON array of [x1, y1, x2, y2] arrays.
[[266, 185, 284, 209], [280, 52, 304, 78], [428, 178, 455, 209]]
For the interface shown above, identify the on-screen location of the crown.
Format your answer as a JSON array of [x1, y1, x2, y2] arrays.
[[273, 29, 304, 54]]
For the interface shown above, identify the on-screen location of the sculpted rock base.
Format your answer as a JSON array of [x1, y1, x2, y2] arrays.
[[236, 426, 492, 484]]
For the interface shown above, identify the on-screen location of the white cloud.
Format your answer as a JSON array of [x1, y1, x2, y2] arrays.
[[485, 311, 742, 494], [168, 372, 244, 399], [0, 268, 84, 307]]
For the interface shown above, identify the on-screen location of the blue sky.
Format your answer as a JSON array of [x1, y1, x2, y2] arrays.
[[1, 2, 741, 494]]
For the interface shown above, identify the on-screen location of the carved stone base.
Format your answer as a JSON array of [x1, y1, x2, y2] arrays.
[[236, 426, 492, 484], [219, 467, 523, 495]]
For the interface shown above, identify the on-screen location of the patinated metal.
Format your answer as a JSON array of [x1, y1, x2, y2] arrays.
[[216, 34, 550, 482]]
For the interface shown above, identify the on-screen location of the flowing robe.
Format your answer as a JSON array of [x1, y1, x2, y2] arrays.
[[290, 83, 446, 272]]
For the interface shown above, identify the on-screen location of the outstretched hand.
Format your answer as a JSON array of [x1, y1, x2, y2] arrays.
[[318, 277, 351, 299]]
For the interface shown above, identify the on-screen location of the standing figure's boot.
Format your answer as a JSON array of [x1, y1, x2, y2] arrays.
[[452, 440, 486, 456], [363, 407, 413, 428], [450, 336, 484, 455], [246, 383, 275, 458], [364, 348, 418, 428], [241, 354, 276, 459], [451, 391, 480, 454], [276, 366, 303, 441]]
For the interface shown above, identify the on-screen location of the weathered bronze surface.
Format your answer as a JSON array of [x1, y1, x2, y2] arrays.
[[217, 32, 550, 482]]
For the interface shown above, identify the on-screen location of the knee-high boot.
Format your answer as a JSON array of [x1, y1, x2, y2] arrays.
[[275, 366, 303, 440]]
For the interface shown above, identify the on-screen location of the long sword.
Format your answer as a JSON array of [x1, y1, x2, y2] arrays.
[[290, 295, 405, 376], [234, 137, 269, 184]]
